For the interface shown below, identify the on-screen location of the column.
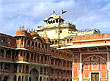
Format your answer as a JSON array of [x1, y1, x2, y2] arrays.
[[107, 52, 110, 81], [79, 53, 82, 81], [16, 75, 18, 81], [23, 38, 25, 47]]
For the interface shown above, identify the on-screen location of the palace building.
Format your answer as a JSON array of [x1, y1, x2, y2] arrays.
[[62, 33, 110, 81], [0, 28, 72, 81], [37, 12, 100, 48], [0, 12, 110, 81]]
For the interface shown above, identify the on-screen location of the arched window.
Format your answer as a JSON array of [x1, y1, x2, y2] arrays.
[[38, 43, 40, 48], [37, 55, 39, 62], [18, 76, 21, 81], [32, 41, 34, 47], [26, 65, 29, 73], [40, 67, 43, 74], [62, 79, 65, 81], [31, 53, 33, 60], [29, 77, 31, 81], [14, 64, 17, 72], [27, 40, 30, 46], [13, 75, 16, 81], [42, 44, 44, 49], [6, 50, 11, 58], [53, 20, 55, 23], [25, 76, 28, 81], [66, 79, 69, 81], [35, 42, 37, 47], [19, 65, 21, 72], [0, 48, 4, 57], [26, 52, 29, 60], [40, 77, 42, 81]]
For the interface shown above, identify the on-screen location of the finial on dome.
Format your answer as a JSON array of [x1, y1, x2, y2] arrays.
[[29, 29, 30, 32], [22, 26, 24, 28]]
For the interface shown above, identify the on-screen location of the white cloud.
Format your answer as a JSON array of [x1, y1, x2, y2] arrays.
[[0, 0, 110, 36]]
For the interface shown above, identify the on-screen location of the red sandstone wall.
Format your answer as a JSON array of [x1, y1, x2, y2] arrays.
[[73, 33, 110, 41]]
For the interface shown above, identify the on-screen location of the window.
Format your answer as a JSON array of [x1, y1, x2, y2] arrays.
[[22, 76, 24, 81], [40, 67, 43, 74], [18, 76, 21, 81], [6, 50, 11, 58], [13, 75, 16, 81], [25, 76, 28, 81], [0, 49, 4, 57], [32, 41, 34, 47], [40, 77, 42, 81], [5, 64, 10, 70], [38, 43, 40, 48], [27, 40, 30, 46], [0, 37, 5, 42], [44, 67, 46, 74], [0, 62, 3, 69], [26, 52, 29, 60], [22, 65, 24, 73], [46, 45, 48, 49], [42, 44, 44, 48], [8, 38, 11, 44], [35, 42, 37, 47], [14, 64, 17, 72], [19, 65, 21, 72], [60, 30, 62, 33], [26, 65, 29, 73], [31, 53, 33, 60]]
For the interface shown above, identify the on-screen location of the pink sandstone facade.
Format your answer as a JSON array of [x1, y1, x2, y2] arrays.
[[0, 28, 72, 81], [71, 33, 110, 81], [0, 27, 110, 81]]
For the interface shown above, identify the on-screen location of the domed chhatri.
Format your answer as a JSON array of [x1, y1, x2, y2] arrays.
[[16, 27, 28, 37]]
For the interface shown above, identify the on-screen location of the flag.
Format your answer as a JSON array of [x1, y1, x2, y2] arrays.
[[62, 10, 67, 14]]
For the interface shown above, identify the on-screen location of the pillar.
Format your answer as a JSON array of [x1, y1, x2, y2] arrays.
[[79, 53, 82, 81]]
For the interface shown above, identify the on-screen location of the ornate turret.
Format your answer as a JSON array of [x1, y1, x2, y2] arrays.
[[44, 11, 64, 24], [16, 27, 28, 37]]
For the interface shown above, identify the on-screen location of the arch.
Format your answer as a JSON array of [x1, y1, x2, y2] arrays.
[[0, 48, 4, 56], [18, 76, 21, 81], [43, 77, 46, 81], [47, 78, 49, 81], [3, 76, 8, 81], [13, 75, 16, 81], [62, 79, 65, 81], [54, 79, 57, 81], [83, 55, 106, 62], [6, 50, 11, 58], [30, 68, 39, 81], [66, 79, 69, 81]]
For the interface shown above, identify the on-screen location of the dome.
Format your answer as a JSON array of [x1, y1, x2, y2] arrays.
[[16, 27, 28, 36]]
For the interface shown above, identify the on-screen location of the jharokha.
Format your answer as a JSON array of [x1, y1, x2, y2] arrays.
[[0, 12, 110, 81]]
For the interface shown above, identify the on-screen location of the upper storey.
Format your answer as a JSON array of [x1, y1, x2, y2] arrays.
[[37, 12, 77, 31], [72, 33, 110, 48], [0, 33, 16, 48]]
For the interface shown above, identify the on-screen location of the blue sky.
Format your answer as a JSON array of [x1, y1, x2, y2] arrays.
[[0, 0, 110, 36]]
